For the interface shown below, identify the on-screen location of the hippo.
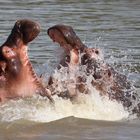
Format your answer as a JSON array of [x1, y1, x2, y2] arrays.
[[47, 24, 140, 116], [0, 19, 53, 102]]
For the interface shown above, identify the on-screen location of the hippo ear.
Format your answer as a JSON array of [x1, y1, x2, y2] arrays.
[[2, 46, 16, 59]]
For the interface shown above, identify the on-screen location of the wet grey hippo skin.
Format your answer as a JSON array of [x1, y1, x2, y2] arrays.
[[47, 24, 140, 116], [0, 19, 53, 103]]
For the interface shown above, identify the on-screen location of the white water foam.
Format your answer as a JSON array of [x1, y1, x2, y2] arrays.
[[0, 89, 129, 122]]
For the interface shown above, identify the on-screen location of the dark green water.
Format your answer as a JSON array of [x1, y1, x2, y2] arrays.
[[0, 0, 140, 140]]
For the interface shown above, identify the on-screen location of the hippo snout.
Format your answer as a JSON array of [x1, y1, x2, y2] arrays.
[[14, 19, 40, 44]]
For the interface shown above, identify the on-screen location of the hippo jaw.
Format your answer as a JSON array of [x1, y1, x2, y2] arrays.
[[48, 24, 86, 53], [69, 49, 80, 66], [2, 19, 40, 48]]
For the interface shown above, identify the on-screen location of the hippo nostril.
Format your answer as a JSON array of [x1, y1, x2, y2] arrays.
[[95, 50, 99, 54]]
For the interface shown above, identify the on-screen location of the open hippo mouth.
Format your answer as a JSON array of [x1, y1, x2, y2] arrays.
[[0, 19, 53, 102], [47, 24, 103, 65], [47, 24, 87, 53], [0, 19, 41, 77]]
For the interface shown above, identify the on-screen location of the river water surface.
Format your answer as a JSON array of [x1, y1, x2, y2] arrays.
[[0, 0, 140, 140]]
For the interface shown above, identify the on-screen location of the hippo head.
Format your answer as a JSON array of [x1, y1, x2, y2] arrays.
[[48, 24, 86, 53], [0, 19, 41, 86], [0, 20, 54, 102], [48, 24, 104, 68], [0, 19, 40, 76]]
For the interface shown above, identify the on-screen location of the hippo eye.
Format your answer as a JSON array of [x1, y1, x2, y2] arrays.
[[95, 50, 99, 54]]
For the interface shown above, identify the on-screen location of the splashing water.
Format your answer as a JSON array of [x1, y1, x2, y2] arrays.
[[0, 41, 139, 123], [0, 90, 129, 122], [0, 64, 131, 123]]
